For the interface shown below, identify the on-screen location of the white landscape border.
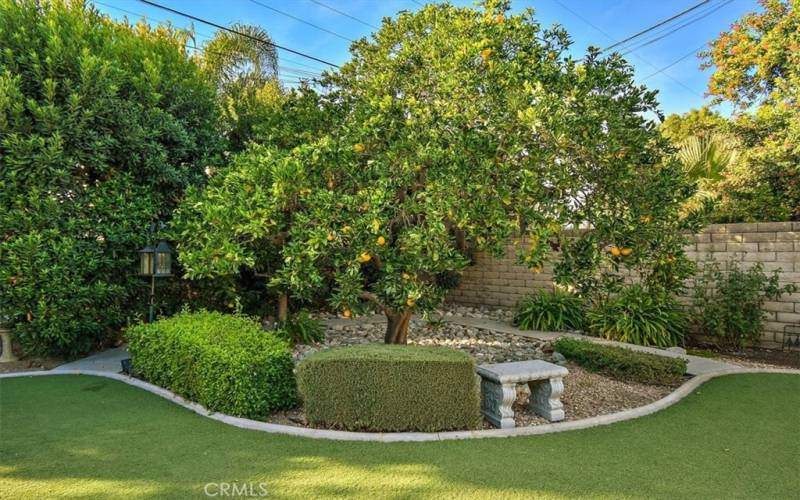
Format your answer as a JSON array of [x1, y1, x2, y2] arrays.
[[2, 367, 798, 442]]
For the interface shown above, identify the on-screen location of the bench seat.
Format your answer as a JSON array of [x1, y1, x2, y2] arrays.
[[477, 360, 568, 428]]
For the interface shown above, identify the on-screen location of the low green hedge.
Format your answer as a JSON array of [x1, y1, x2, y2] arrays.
[[127, 311, 296, 418], [554, 337, 687, 386], [297, 344, 482, 432]]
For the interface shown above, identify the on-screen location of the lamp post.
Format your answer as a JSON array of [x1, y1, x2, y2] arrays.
[[139, 239, 173, 323]]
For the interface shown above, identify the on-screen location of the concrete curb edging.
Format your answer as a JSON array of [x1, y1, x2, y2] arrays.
[[2, 368, 798, 442]]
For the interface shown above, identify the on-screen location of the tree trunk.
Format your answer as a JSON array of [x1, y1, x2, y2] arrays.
[[384, 310, 412, 344], [277, 293, 288, 322]]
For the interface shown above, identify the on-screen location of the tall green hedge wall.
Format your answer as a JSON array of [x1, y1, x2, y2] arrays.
[[0, 0, 222, 355]]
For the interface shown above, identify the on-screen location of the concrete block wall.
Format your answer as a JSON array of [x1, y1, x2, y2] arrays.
[[448, 222, 800, 348]]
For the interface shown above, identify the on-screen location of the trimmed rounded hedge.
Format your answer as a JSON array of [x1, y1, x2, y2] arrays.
[[127, 311, 296, 418], [297, 344, 482, 432], [554, 337, 687, 386]]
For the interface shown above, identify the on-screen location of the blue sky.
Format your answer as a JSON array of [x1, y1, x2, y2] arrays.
[[94, 0, 760, 117]]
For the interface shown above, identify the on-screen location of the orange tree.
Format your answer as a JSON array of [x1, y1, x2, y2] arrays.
[[253, 0, 700, 343]]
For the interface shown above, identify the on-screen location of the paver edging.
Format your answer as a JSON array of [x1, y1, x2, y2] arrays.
[[2, 367, 797, 442]]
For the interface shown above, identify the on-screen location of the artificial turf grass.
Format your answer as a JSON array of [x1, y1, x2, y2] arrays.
[[0, 374, 798, 499]]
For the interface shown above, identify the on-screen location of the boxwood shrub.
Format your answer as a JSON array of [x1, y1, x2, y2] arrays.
[[127, 311, 296, 418], [554, 337, 687, 386], [297, 344, 482, 432]]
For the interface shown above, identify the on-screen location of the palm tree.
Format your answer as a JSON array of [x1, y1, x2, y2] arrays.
[[676, 133, 739, 214], [677, 133, 737, 183], [199, 24, 279, 90]]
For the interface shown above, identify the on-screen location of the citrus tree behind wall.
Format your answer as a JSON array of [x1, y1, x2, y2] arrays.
[[0, 0, 221, 356], [261, 0, 699, 343]]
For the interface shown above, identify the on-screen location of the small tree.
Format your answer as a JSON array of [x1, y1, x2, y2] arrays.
[[266, 1, 698, 342], [172, 88, 334, 321]]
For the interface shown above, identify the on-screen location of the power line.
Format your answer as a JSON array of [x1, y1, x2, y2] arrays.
[[642, 44, 707, 80], [620, 0, 735, 56], [308, 0, 379, 30], [602, 0, 712, 53], [138, 0, 339, 67], [551, 0, 704, 98], [247, 0, 354, 42], [96, 1, 328, 75]]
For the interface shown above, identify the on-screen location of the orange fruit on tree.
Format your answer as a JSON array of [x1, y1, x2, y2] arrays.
[[610, 246, 621, 257], [357, 252, 372, 263], [376, 235, 386, 246], [342, 309, 352, 318], [481, 48, 493, 61], [327, 233, 335, 241], [353, 143, 365, 153], [494, 14, 505, 23], [621, 247, 633, 256]]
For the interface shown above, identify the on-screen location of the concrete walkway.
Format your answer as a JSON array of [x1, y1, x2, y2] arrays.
[[53, 346, 129, 373]]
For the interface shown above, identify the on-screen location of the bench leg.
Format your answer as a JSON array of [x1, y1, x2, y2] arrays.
[[480, 379, 516, 429], [528, 377, 565, 422]]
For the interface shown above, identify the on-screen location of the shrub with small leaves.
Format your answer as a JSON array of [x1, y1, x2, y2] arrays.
[[127, 311, 296, 418], [554, 337, 687, 385], [692, 259, 798, 349]]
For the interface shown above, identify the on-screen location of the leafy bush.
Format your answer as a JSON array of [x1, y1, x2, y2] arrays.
[[279, 310, 325, 344], [513, 289, 585, 331], [692, 259, 798, 349], [0, 1, 222, 356], [297, 344, 481, 432], [127, 311, 296, 418], [587, 285, 687, 347], [554, 337, 687, 385]]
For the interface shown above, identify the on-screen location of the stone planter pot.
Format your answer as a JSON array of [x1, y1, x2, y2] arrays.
[[0, 325, 19, 363]]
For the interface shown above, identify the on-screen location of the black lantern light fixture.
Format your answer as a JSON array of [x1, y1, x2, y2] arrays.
[[139, 231, 173, 323]]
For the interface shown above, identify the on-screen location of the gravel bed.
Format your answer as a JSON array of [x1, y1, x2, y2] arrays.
[[276, 311, 683, 430], [295, 315, 548, 364], [508, 363, 678, 427]]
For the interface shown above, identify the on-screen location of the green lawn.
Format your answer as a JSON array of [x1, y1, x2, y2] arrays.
[[1, 374, 798, 499]]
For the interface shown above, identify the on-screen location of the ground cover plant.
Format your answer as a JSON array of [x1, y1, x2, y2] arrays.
[[127, 310, 296, 418], [0, 0, 222, 356], [513, 289, 586, 331], [554, 337, 687, 385], [587, 285, 688, 347], [1, 373, 797, 498], [297, 344, 481, 432]]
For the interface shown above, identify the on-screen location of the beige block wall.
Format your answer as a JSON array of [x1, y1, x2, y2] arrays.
[[448, 222, 800, 348]]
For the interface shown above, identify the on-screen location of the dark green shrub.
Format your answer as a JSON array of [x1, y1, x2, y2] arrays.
[[692, 259, 798, 349], [554, 337, 687, 385], [587, 285, 687, 347], [297, 345, 481, 432], [127, 311, 296, 418], [513, 289, 585, 331], [0, 1, 222, 356], [279, 310, 325, 344]]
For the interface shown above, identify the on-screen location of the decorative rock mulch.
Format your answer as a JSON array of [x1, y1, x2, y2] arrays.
[[296, 313, 548, 365], [277, 306, 682, 430]]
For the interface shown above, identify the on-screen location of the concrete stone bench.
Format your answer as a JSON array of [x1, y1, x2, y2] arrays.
[[477, 360, 568, 428]]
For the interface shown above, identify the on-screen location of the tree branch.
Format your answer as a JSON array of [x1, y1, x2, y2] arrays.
[[360, 291, 393, 316]]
